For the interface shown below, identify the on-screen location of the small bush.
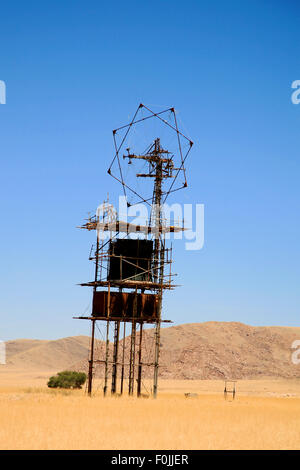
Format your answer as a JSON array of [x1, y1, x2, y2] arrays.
[[47, 371, 87, 389]]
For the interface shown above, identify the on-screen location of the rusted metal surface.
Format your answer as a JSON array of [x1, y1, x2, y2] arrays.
[[80, 279, 176, 290], [108, 239, 153, 282], [73, 315, 172, 323], [79, 220, 185, 233], [92, 290, 159, 320], [111, 321, 120, 394], [137, 323, 143, 397], [87, 319, 95, 396]]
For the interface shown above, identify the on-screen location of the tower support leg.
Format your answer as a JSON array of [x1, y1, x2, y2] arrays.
[[103, 320, 110, 396], [120, 322, 126, 395], [153, 320, 161, 399], [128, 321, 136, 395], [111, 321, 120, 394], [88, 319, 96, 396], [137, 322, 143, 397]]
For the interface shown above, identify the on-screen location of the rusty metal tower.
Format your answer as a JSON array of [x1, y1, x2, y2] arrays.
[[75, 104, 193, 398]]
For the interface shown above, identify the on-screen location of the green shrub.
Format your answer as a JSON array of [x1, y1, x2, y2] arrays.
[[47, 371, 87, 389]]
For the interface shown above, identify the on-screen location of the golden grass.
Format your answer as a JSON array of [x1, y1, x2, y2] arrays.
[[1, 381, 300, 450]]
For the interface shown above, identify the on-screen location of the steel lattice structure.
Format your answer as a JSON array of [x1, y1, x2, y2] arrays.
[[75, 103, 193, 398]]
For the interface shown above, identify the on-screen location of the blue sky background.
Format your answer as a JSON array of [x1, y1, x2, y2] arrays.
[[0, 0, 300, 340]]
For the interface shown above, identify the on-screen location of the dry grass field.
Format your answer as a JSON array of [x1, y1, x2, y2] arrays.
[[1, 370, 300, 450]]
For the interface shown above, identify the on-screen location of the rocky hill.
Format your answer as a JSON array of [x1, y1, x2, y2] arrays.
[[4, 322, 300, 379]]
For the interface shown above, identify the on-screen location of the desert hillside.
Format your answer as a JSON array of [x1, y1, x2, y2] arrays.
[[4, 336, 102, 371], [156, 322, 300, 379], [4, 322, 300, 379]]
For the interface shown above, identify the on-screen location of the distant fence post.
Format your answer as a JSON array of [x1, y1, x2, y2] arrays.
[[224, 380, 236, 400]]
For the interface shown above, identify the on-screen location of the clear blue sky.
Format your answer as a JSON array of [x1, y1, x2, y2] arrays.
[[1, 0, 300, 340]]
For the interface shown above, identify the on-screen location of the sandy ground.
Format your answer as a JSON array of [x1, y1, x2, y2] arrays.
[[2, 367, 300, 397], [1, 368, 300, 450]]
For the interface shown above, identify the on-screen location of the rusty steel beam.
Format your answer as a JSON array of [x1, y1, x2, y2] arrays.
[[137, 322, 143, 397], [111, 320, 120, 395]]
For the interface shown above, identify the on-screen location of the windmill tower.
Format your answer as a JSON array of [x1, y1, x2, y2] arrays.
[[75, 104, 193, 397]]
